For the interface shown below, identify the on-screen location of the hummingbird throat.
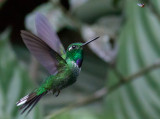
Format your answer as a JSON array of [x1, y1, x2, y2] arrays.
[[76, 59, 83, 68], [66, 50, 83, 68]]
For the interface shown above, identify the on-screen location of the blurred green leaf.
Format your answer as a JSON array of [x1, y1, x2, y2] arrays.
[[71, 0, 121, 23], [105, 0, 160, 119], [149, 0, 160, 14], [0, 29, 43, 119]]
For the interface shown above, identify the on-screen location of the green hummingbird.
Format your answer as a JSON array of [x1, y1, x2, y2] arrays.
[[16, 13, 99, 114]]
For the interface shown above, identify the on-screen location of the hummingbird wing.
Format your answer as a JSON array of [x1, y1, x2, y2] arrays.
[[35, 13, 66, 58], [21, 30, 66, 75]]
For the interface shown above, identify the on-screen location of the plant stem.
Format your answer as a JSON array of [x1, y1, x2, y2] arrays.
[[45, 88, 107, 119]]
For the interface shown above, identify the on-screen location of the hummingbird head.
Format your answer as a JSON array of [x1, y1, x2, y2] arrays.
[[66, 37, 99, 68]]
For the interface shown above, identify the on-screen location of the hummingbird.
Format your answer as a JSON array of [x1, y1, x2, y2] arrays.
[[16, 13, 99, 114]]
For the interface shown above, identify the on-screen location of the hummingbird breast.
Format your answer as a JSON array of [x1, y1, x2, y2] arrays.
[[71, 61, 81, 76], [41, 60, 81, 93], [62, 61, 81, 88], [51, 61, 81, 91]]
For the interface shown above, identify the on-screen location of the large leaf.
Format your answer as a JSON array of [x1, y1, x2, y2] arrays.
[[0, 29, 43, 119], [70, 0, 122, 23], [105, 1, 160, 119]]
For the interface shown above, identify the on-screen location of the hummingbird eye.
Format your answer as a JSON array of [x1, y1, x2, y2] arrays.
[[72, 45, 76, 49], [68, 45, 77, 51]]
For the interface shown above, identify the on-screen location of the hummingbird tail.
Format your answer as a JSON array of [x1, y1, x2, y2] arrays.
[[16, 91, 47, 115]]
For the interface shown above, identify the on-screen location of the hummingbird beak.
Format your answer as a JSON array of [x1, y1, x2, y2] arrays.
[[81, 36, 100, 47]]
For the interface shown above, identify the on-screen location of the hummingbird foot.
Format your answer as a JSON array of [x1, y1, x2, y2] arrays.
[[55, 90, 61, 97]]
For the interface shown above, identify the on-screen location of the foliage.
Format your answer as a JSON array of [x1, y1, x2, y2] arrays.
[[106, 0, 160, 119], [1, 0, 160, 119], [0, 29, 43, 119]]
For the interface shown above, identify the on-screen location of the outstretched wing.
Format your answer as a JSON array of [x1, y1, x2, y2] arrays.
[[35, 13, 66, 58], [21, 30, 66, 75]]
